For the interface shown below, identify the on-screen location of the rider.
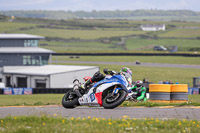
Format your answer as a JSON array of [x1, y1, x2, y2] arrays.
[[83, 71, 105, 90], [119, 67, 132, 87], [83, 67, 132, 90], [129, 80, 147, 101]]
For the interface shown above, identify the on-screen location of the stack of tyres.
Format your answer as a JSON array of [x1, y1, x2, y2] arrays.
[[149, 84, 171, 103], [170, 84, 188, 103]]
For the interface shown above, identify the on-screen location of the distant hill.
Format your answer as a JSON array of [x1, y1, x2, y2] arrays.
[[1, 10, 200, 21], [0, 10, 76, 20]]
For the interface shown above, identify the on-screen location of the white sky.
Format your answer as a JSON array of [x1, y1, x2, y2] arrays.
[[0, 0, 199, 11]]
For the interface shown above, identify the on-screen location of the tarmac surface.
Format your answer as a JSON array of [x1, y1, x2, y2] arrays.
[[53, 61, 200, 69], [0, 106, 200, 120]]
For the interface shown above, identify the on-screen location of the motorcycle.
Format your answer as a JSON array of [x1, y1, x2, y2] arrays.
[[62, 74, 129, 109], [126, 90, 138, 102]]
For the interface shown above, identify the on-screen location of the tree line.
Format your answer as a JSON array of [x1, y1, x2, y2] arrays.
[[0, 10, 200, 20]]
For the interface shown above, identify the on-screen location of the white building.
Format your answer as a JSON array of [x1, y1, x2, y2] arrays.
[[140, 24, 166, 31], [0, 34, 99, 89], [2, 65, 99, 88]]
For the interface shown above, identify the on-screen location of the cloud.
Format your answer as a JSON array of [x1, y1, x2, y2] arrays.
[[60, 0, 199, 11], [26, 0, 53, 5], [0, 0, 199, 11], [0, 0, 53, 7], [157, 0, 189, 10]]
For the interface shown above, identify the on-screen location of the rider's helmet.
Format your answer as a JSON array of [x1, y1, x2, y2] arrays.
[[120, 67, 132, 76], [135, 80, 143, 87]]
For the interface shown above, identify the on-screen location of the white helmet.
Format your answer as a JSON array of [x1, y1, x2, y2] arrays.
[[135, 80, 143, 87]]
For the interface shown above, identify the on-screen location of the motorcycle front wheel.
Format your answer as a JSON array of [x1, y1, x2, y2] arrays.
[[102, 89, 127, 109], [62, 90, 80, 109]]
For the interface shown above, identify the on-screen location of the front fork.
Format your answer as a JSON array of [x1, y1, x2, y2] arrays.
[[112, 85, 119, 95]]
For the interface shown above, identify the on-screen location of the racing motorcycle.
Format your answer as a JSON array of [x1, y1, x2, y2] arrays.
[[62, 73, 129, 109]]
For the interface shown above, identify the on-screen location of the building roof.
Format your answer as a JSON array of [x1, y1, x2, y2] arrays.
[[0, 34, 45, 39], [0, 47, 55, 54], [3, 65, 99, 76]]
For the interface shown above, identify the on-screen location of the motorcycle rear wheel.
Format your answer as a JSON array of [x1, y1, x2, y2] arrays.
[[102, 89, 127, 109], [62, 90, 80, 109]]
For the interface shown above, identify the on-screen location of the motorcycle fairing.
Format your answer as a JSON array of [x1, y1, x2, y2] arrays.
[[93, 75, 128, 88], [78, 87, 99, 106], [78, 75, 128, 107]]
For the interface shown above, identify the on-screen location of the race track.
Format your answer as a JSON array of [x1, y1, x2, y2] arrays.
[[52, 61, 200, 69], [0, 106, 200, 120]]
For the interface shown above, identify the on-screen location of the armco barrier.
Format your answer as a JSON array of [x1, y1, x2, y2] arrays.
[[32, 88, 72, 94], [53, 53, 200, 57], [0, 88, 72, 94], [0, 89, 3, 94]]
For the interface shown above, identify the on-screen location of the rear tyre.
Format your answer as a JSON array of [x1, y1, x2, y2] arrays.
[[62, 90, 80, 109], [102, 89, 127, 109]]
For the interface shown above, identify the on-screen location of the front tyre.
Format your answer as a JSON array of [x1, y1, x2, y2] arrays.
[[102, 89, 127, 109], [62, 90, 80, 109]]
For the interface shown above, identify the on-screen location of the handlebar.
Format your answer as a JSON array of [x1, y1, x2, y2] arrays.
[[103, 69, 117, 76]]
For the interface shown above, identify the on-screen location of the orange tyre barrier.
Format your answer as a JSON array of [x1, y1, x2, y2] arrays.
[[149, 84, 188, 103], [171, 84, 188, 93], [149, 84, 171, 93]]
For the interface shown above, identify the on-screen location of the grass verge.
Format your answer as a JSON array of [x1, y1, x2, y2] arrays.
[[52, 55, 200, 65], [0, 94, 200, 107], [0, 94, 63, 106], [0, 116, 199, 133]]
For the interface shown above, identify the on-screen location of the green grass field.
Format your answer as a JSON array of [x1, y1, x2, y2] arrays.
[[126, 38, 200, 51], [0, 116, 199, 133], [39, 41, 122, 53], [0, 93, 199, 107], [168, 21, 200, 27], [40, 37, 200, 53], [158, 29, 200, 38], [52, 55, 200, 65], [14, 28, 146, 40], [0, 22, 36, 33]]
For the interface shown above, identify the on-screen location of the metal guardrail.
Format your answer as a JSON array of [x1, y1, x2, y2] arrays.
[[0, 88, 72, 94], [32, 88, 72, 94]]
